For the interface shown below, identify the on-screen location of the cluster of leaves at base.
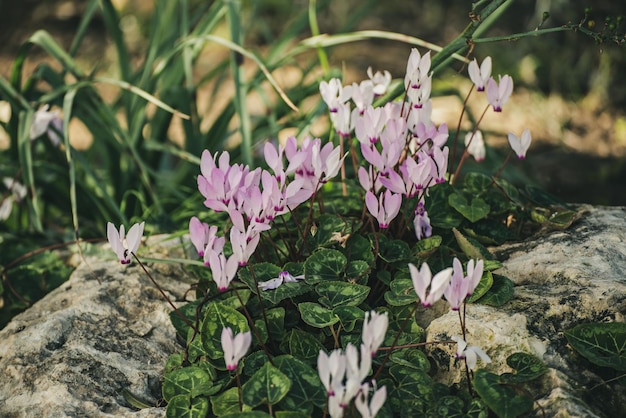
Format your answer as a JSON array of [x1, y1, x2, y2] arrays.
[[0, 233, 74, 328], [427, 172, 578, 248]]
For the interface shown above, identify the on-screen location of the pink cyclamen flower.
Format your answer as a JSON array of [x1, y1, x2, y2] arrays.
[[365, 190, 402, 229], [221, 327, 252, 371], [444, 258, 473, 311], [208, 250, 239, 292], [230, 227, 260, 266], [318, 349, 346, 397], [451, 335, 491, 370], [468, 57, 492, 91], [409, 262, 452, 307], [362, 310, 389, 357], [507, 129, 532, 159], [413, 202, 432, 240], [320, 78, 352, 112], [465, 130, 486, 162], [466, 258, 484, 296], [486, 75, 514, 112], [107, 222, 145, 264], [355, 381, 387, 418], [367, 67, 392, 96]]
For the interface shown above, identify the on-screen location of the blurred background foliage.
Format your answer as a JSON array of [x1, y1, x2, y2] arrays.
[[0, 0, 624, 324]]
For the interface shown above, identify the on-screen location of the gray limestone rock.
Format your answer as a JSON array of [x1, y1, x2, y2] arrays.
[[0, 236, 193, 417], [426, 205, 626, 417]]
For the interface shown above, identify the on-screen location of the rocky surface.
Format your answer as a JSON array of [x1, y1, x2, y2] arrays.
[[0, 236, 193, 418], [2, 207, 626, 417], [426, 205, 626, 417]]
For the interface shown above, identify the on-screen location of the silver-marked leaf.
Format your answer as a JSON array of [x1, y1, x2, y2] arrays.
[[303, 249, 347, 284], [211, 387, 252, 416], [163, 366, 213, 402], [501, 352, 548, 383], [275, 354, 327, 412], [242, 362, 291, 407], [166, 394, 209, 418], [315, 280, 370, 308], [298, 302, 339, 328]]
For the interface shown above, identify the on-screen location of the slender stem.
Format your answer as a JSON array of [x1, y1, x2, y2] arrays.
[[493, 150, 514, 181], [451, 104, 490, 185], [448, 85, 474, 177], [339, 135, 348, 196], [247, 264, 274, 350], [377, 339, 456, 351], [372, 303, 418, 381], [236, 369, 243, 411], [232, 285, 274, 365], [132, 253, 198, 333]]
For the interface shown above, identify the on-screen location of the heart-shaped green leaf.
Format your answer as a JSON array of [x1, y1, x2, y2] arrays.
[[332, 306, 364, 332], [163, 366, 213, 402], [476, 274, 514, 307], [242, 362, 292, 407], [565, 322, 626, 371], [449, 193, 490, 222], [384, 278, 418, 306], [303, 249, 347, 284], [473, 369, 533, 418], [286, 329, 325, 365], [211, 387, 252, 416], [315, 280, 370, 308], [500, 352, 549, 383], [274, 354, 327, 412], [298, 302, 340, 328], [166, 394, 210, 418]]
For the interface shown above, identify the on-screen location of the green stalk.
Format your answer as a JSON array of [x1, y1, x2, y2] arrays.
[[17, 110, 43, 232], [308, 0, 330, 75], [225, 0, 253, 167]]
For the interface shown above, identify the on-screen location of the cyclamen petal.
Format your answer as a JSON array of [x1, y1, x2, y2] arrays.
[[409, 262, 453, 307], [507, 129, 532, 159], [468, 57, 492, 91], [486, 75, 514, 112], [107, 222, 145, 264], [221, 327, 252, 370]]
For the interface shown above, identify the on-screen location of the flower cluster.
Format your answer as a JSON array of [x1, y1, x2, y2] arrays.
[[321, 49, 451, 240], [465, 57, 532, 163], [317, 310, 389, 418], [409, 257, 484, 310], [190, 137, 343, 291], [409, 257, 491, 371]]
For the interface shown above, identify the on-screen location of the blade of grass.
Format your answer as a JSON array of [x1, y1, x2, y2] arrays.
[[179, 35, 299, 113], [293, 30, 468, 64], [62, 88, 80, 240], [99, 0, 132, 82], [225, 0, 252, 167], [308, 0, 330, 75], [69, 0, 100, 57], [17, 110, 43, 232]]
